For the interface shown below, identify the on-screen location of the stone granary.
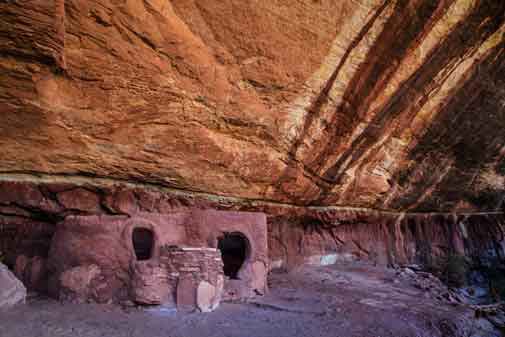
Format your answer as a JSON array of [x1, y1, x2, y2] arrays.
[[46, 209, 268, 311]]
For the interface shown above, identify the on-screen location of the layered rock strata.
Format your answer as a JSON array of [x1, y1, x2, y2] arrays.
[[0, 1, 504, 211], [0, 179, 502, 276]]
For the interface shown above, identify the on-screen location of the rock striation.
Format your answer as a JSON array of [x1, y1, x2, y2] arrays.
[[0, 1, 504, 212], [0, 179, 503, 275]]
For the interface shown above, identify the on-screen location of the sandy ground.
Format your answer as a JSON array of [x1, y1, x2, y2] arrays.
[[0, 264, 499, 337]]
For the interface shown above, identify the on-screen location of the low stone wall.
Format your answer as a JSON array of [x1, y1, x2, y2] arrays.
[[48, 245, 225, 312], [161, 246, 224, 311], [127, 246, 224, 311]]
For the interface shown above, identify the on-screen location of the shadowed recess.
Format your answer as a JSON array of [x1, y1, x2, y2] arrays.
[[132, 228, 154, 261], [218, 233, 249, 279]]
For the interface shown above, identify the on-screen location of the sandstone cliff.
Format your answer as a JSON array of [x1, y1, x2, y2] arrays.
[[1, 1, 505, 276], [1, 0, 504, 212]]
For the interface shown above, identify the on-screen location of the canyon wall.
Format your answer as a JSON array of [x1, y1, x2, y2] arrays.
[[1, 0, 504, 211], [0, 179, 503, 277], [1, 0, 504, 280]]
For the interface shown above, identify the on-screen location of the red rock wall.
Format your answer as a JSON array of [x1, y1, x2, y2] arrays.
[[269, 210, 505, 270], [1, 1, 504, 212], [0, 180, 503, 276]]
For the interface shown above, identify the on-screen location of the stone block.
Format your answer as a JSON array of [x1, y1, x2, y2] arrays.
[[176, 276, 197, 309], [197, 280, 222, 312]]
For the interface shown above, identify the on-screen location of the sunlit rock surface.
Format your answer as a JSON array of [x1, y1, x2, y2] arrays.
[[1, 0, 504, 212]]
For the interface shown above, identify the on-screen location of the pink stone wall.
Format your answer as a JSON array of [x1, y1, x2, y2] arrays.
[[1, 180, 503, 296], [46, 210, 267, 304], [160, 246, 224, 311]]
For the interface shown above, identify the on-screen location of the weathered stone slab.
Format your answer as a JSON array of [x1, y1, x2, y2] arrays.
[[196, 281, 215, 312], [176, 276, 197, 309], [0, 263, 26, 310]]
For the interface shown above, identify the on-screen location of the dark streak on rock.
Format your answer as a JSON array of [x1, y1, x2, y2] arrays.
[[313, 1, 505, 205]]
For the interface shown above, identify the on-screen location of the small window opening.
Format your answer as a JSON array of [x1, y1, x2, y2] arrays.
[[218, 233, 248, 279], [132, 228, 154, 261]]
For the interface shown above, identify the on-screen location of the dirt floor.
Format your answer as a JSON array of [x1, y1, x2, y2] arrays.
[[0, 263, 500, 337]]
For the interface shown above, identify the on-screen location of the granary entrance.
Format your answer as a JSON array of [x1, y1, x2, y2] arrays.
[[132, 228, 154, 261], [217, 233, 249, 279]]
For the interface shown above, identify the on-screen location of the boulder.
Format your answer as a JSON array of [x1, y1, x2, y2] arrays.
[[0, 262, 26, 310]]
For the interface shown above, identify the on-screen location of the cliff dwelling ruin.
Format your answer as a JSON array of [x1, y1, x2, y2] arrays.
[[41, 210, 268, 309]]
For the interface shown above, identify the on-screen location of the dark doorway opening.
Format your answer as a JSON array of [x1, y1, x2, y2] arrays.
[[132, 228, 154, 261], [218, 233, 248, 279]]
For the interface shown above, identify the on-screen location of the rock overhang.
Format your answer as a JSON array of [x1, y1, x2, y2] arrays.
[[0, 1, 504, 212]]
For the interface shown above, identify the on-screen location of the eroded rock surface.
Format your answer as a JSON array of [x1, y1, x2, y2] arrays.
[[0, 179, 503, 276], [0, 1, 504, 212], [56, 264, 102, 303]]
